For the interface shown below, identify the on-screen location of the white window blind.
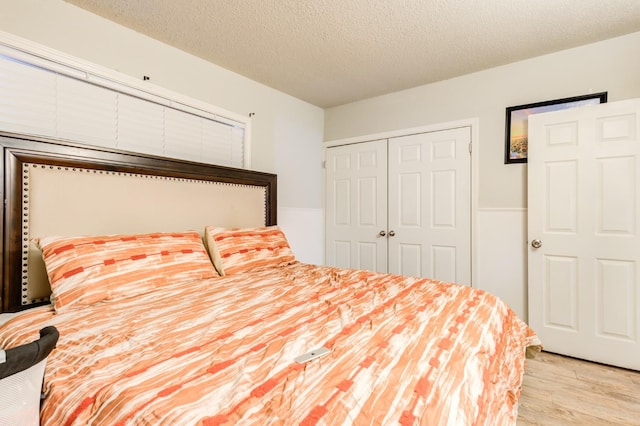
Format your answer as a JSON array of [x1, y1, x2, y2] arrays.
[[117, 93, 165, 156], [0, 42, 248, 168]]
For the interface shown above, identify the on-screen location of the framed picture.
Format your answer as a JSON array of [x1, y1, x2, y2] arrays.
[[504, 92, 607, 164]]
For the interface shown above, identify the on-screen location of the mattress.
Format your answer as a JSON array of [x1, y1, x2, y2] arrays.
[[0, 263, 540, 425]]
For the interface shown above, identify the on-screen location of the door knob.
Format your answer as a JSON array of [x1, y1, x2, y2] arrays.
[[379, 230, 386, 237], [531, 239, 542, 248], [388, 230, 396, 237]]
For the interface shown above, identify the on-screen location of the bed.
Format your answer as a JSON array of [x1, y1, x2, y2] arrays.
[[0, 132, 540, 425]]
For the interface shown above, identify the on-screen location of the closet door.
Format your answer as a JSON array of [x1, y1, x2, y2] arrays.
[[388, 127, 471, 284], [325, 140, 388, 272]]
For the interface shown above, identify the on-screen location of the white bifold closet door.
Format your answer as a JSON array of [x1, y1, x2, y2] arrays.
[[325, 126, 471, 285], [325, 139, 388, 272]]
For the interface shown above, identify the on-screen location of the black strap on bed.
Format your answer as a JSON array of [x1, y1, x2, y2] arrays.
[[0, 326, 59, 380]]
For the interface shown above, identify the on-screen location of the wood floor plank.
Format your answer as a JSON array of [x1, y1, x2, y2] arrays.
[[517, 351, 640, 426]]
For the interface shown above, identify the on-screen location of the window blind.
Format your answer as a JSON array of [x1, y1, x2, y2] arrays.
[[0, 43, 247, 168]]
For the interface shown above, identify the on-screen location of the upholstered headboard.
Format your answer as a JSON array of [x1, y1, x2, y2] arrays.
[[0, 132, 277, 312]]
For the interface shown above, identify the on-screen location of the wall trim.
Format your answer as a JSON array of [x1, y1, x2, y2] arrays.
[[478, 207, 527, 212], [323, 118, 479, 148]]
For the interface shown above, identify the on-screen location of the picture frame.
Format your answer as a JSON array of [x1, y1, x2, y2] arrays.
[[504, 92, 607, 164]]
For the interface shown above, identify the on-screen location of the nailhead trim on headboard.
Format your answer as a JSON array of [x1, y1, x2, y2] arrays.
[[20, 163, 267, 306], [2, 131, 277, 313]]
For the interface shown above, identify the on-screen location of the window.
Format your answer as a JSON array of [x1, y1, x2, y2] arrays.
[[0, 39, 248, 168]]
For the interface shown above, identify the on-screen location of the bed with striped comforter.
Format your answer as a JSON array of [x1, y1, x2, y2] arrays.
[[0, 262, 539, 425]]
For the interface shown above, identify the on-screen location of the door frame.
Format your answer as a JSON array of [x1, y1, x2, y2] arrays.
[[323, 117, 480, 287]]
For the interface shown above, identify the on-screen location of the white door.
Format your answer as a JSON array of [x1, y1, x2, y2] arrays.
[[528, 98, 640, 370], [325, 140, 388, 272], [388, 127, 471, 284]]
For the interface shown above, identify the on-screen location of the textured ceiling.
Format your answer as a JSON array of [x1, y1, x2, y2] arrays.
[[63, 0, 640, 108]]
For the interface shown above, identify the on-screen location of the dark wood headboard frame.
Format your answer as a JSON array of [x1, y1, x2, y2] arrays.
[[0, 131, 277, 313]]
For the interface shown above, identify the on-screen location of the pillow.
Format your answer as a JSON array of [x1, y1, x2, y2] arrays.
[[204, 226, 296, 275], [38, 231, 218, 312]]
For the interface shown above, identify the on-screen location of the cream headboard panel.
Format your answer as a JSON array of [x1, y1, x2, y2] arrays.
[[1, 132, 277, 312]]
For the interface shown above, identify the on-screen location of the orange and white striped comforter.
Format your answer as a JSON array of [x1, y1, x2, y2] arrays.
[[0, 263, 539, 425]]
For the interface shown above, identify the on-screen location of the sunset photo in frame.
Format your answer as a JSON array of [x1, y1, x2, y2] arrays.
[[504, 92, 607, 164]]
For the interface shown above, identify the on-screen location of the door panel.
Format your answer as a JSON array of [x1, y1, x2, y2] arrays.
[[597, 156, 635, 234], [544, 255, 578, 330], [545, 161, 577, 232], [388, 128, 471, 283], [325, 140, 387, 272], [528, 98, 640, 370], [399, 173, 421, 226], [432, 245, 457, 283], [596, 259, 635, 340], [432, 170, 456, 227], [398, 243, 421, 278]]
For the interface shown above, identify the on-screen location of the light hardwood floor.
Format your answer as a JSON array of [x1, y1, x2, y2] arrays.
[[517, 351, 640, 425]]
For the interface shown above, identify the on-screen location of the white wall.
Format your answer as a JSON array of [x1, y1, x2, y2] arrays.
[[324, 32, 640, 320], [476, 209, 528, 320], [326, 31, 640, 209], [0, 0, 325, 264]]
